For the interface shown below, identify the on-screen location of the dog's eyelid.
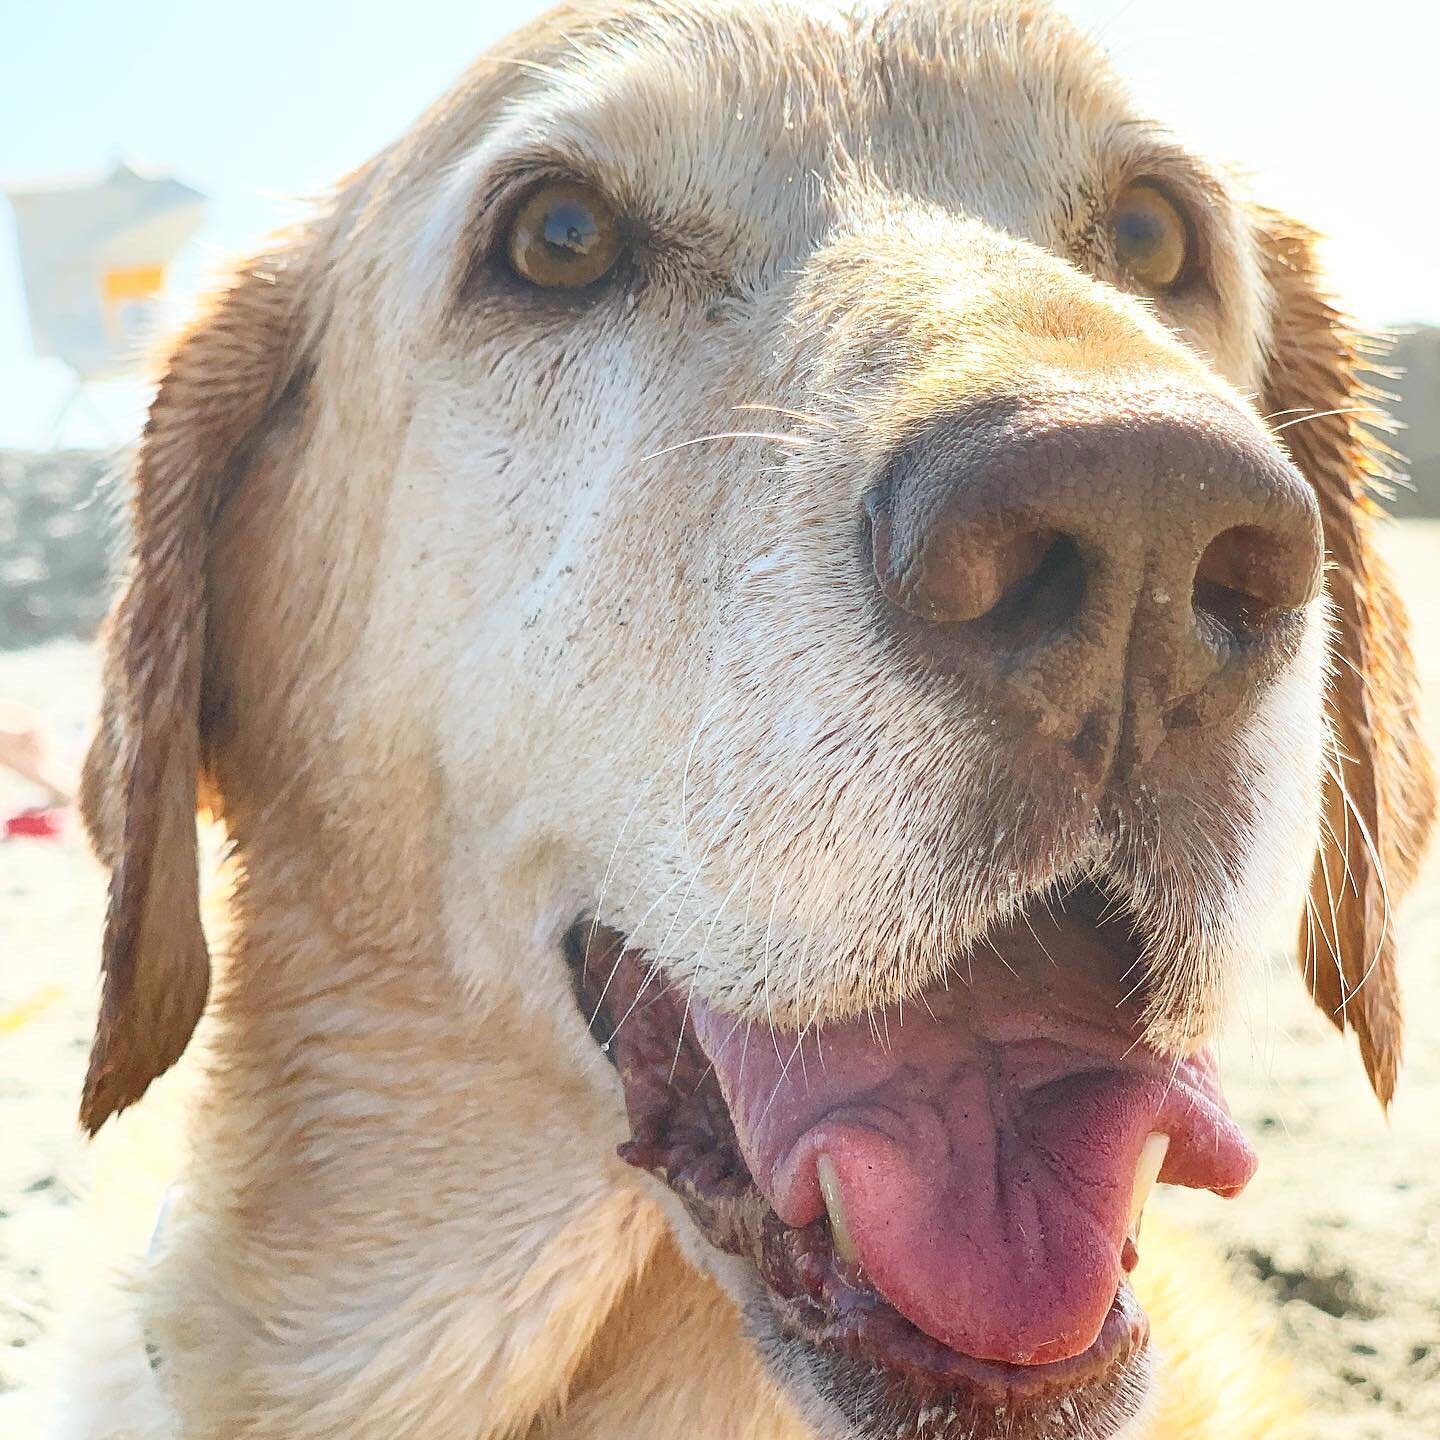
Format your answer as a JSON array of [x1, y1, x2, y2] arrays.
[[1106, 157, 1230, 299], [455, 170, 746, 312], [483, 166, 623, 249], [450, 162, 642, 306]]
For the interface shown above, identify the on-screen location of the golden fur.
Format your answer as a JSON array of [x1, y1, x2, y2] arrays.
[[57, 3, 1432, 1437]]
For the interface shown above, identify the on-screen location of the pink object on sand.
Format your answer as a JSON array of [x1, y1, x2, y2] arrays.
[[4, 806, 65, 840]]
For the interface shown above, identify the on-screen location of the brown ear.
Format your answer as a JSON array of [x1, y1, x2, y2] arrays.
[[79, 244, 312, 1132], [1254, 208, 1436, 1106]]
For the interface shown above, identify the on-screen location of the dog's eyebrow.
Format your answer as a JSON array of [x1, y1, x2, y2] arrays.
[[417, 29, 842, 311], [1103, 133, 1233, 219]]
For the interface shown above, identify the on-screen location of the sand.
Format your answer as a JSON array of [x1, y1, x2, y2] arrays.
[[1, 526, 1437, 1437]]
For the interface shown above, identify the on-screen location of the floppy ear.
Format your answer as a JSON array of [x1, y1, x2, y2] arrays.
[[1253, 207, 1436, 1106], [79, 244, 313, 1133]]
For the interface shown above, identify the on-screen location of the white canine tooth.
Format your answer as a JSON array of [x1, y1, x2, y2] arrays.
[[1129, 1132, 1169, 1231], [817, 1155, 860, 1267]]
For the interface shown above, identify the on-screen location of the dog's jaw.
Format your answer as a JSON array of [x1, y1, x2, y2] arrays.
[[566, 891, 1258, 1440], [753, 1314, 1158, 1440]]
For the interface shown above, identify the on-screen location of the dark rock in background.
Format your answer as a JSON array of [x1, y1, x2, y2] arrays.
[[0, 450, 126, 651], [1386, 329, 1440, 518]]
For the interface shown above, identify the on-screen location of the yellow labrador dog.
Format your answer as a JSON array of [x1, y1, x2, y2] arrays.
[[64, 2, 1433, 1437]]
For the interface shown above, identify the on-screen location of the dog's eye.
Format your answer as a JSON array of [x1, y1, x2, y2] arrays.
[[1111, 183, 1191, 292], [506, 181, 622, 290]]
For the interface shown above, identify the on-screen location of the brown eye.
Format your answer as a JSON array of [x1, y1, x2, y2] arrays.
[[506, 181, 622, 289], [1111, 183, 1191, 292]]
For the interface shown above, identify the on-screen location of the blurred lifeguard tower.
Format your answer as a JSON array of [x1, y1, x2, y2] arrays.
[[5, 160, 206, 442]]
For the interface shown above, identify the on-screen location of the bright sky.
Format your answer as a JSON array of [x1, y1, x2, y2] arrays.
[[2, 0, 1436, 449]]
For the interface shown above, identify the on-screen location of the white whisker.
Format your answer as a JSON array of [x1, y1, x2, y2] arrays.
[[636, 430, 809, 465]]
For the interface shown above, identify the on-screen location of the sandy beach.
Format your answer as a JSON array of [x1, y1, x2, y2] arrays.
[[1, 526, 1437, 1437]]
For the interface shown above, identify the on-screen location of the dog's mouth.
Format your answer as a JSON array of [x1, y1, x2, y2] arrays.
[[567, 882, 1255, 1437]]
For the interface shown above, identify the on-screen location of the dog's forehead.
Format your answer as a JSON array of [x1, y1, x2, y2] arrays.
[[456, 0, 1150, 246]]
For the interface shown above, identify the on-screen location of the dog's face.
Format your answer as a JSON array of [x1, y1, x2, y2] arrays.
[[78, 3, 1434, 1439]]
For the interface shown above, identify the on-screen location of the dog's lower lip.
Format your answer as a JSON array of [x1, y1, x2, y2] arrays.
[[778, 1253, 1148, 1406]]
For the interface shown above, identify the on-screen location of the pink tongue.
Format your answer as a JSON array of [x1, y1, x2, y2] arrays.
[[690, 911, 1255, 1366]]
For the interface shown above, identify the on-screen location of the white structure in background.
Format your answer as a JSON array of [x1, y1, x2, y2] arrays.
[[4, 160, 206, 436]]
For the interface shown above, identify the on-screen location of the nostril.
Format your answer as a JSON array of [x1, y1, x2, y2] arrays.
[[1192, 525, 1316, 642], [968, 528, 1060, 624], [982, 533, 1085, 649], [870, 493, 1068, 626], [870, 498, 1088, 647]]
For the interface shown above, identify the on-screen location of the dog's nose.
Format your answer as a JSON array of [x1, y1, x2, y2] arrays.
[[866, 390, 1323, 775]]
